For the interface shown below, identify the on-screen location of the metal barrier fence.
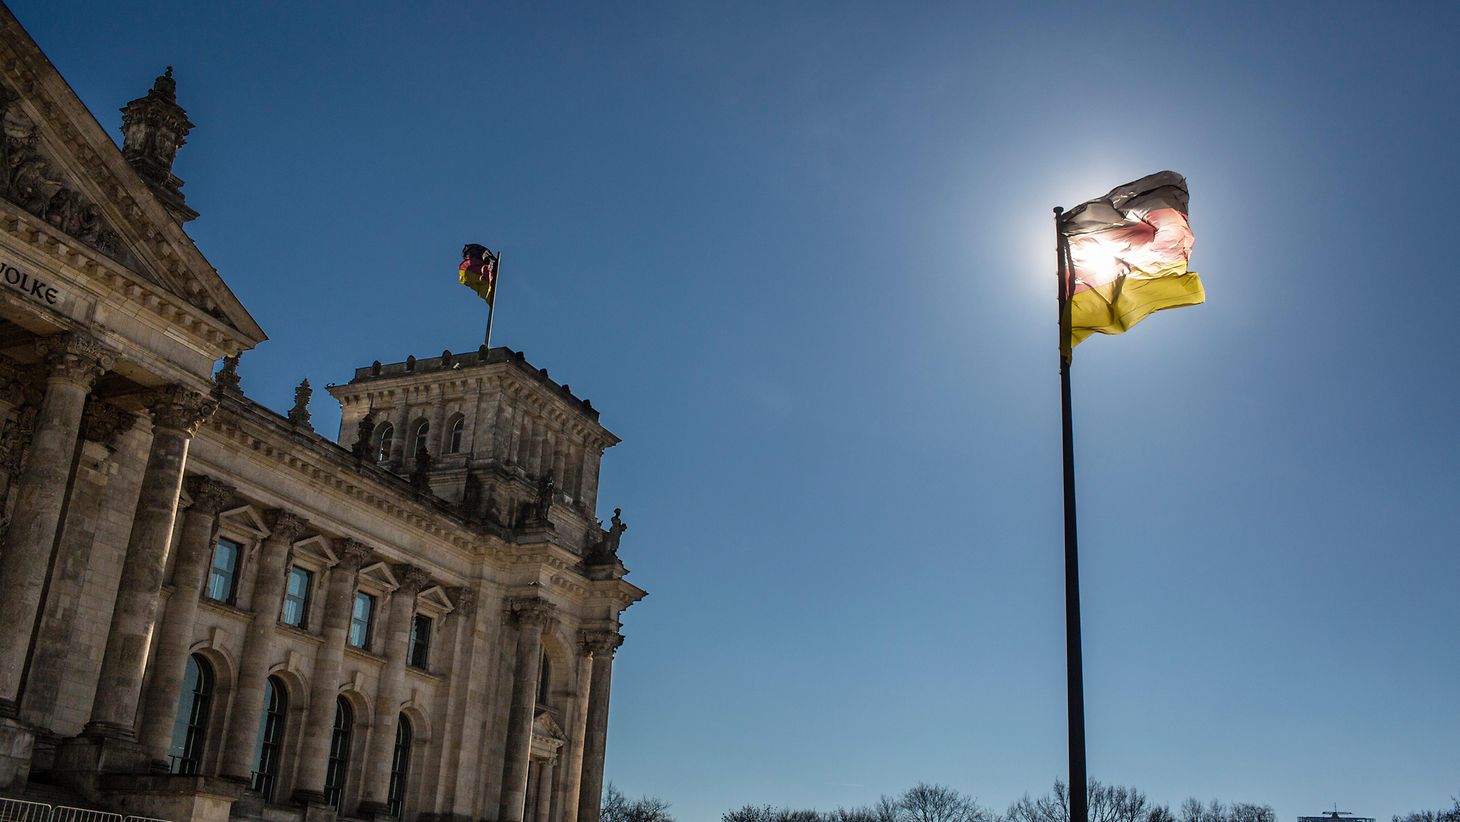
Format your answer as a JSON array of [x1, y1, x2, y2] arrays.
[[0, 798, 168, 822]]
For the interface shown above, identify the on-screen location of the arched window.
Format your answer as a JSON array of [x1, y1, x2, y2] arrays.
[[537, 652, 551, 705], [411, 419, 430, 458], [167, 654, 213, 775], [323, 697, 353, 810], [386, 714, 413, 817], [446, 415, 465, 454], [375, 423, 394, 463], [252, 676, 287, 801]]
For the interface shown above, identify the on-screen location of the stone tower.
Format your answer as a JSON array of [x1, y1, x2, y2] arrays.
[[328, 346, 619, 547], [119, 67, 197, 222]]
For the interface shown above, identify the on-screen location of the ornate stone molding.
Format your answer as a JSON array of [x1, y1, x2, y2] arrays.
[[263, 509, 309, 544], [394, 563, 432, 596], [144, 384, 216, 435], [507, 596, 556, 629], [287, 379, 313, 429], [446, 586, 478, 618], [80, 399, 134, 451], [334, 538, 372, 571], [182, 474, 234, 515], [37, 333, 113, 388], [579, 629, 623, 658]]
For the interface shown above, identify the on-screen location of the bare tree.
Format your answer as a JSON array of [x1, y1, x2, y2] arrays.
[[899, 783, 991, 822], [824, 796, 902, 822], [1393, 797, 1460, 822], [722, 805, 820, 822], [602, 783, 675, 822]]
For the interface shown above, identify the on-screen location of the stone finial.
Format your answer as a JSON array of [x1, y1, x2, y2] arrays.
[[145, 385, 216, 435], [264, 509, 309, 544], [287, 379, 313, 429], [81, 400, 135, 452], [579, 629, 623, 658], [183, 474, 234, 515], [213, 353, 242, 396], [410, 444, 433, 492], [119, 67, 197, 222], [394, 564, 432, 596], [38, 333, 114, 389], [351, 410, 376, 460], [506, 596, 556, 629], [334, 538, 372, 571]]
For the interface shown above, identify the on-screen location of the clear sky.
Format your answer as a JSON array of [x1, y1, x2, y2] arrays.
[[16, 2, 1459, 820]]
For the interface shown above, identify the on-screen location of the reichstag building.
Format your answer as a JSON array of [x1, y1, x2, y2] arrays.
[[0, 5, 645, 822]]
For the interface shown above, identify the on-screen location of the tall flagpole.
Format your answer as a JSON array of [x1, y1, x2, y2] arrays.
[[484, 251, 500, 348], [1055, 206, 1088, 822]]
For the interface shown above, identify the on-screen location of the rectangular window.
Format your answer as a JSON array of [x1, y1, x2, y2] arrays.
[[408, 614, 432, 669], [282, 566, 312, 627], [206, 538, 242, 603], [349, 591, 375, 649]]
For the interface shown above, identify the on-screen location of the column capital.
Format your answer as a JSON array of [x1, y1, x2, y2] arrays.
[[182, 474, 234, 515], [264, 509, 309, 543], [579, 629, 623, 658], [144, 384, 216, 435], [506, 596, 556, 629], [393, 563, 432, 596], [334, 538, 372, 571], [81, 399, 135, 451], [447, 585, 478, 617], [38, 333, 113, 388]]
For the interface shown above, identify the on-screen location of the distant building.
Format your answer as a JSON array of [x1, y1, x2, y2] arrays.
[[0, 4, 644, 821]]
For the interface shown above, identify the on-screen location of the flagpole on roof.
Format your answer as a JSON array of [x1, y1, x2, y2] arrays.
[[1055, 206, 1089, 822], [485, 250, 500, 349]]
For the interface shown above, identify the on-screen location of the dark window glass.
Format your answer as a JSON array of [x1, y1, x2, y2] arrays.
[[447, 417, 464, 453], [282, 566, 312, 627], [349, 592, 374, 649], [408, 614, 432, 669], [412, 421, 429, 457], [167, 654, 213, 774], [206, 538, 242, 603], [323, 696, 352, 810], [376, 424, 393, 463], [537, 652, 551, 705], [252, 677, 287, 801], [386, 714, 413, 817]]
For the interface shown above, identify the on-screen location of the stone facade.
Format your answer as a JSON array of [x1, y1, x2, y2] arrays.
[[0, 6, 645, 822]]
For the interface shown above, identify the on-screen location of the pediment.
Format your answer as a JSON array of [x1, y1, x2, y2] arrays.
[[531, 710, 565, 742], [358, 561, 399, 592], [292, 535, 338, 566], [218, 505, 269, 538], [417, 585, 455, 615], [0, 10, 265, 351]]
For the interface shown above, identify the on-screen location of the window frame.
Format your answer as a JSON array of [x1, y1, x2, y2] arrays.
[[348, 591, 376, 650], [323, 696, 353, 810], [281, 565, 313, 629], [411, 418, 430, 458], [445, 413, 465, 454], [205, 537, 244, 604], [375, 422, 394, 463], [407, 614, 432, 670], [252, 676, 287, 801], [168, 653, 213, 775], [386, 714, 413, 817]]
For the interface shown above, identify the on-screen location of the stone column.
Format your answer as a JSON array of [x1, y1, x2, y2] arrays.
[[292, 539, 372, 804], [388, 399, 411, 468], [84, 385, 215, 740], [558, 643, 595, 822], [575, 631, 622, 822], [358, 564, 431, 815], [535, 758, 556, 822], [136, 475, 235, 764], [0, 334, 112, 717], [220, 509, 309, 780], [498, 598, 555, 822], [20, 402, 135, 728]]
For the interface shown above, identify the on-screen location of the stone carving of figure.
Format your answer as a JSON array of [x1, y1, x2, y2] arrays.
[[352, 410, 376, 460], [535, 473, 555, 522], [410, 444, 434, 492], [606, 508, 627, 553], [287, 379, 313, 429]]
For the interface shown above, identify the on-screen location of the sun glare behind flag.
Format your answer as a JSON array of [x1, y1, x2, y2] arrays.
[[459, 243, 498, 305], [1058, 171, 1203, 348]]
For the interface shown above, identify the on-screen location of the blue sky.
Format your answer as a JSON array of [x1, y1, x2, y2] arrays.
[[17, 2, 1459, 819]]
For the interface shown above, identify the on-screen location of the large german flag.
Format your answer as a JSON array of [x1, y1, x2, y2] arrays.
[[1059, 171, 1203, 348], [459, 243, 498, 305]]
